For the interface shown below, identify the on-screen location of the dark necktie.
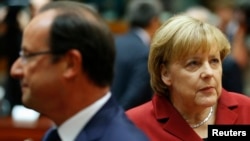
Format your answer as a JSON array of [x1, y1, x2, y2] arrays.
[[43, 128, 61, 141]]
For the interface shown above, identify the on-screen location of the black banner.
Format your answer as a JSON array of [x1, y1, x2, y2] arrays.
[[208, 125, 250, 140]]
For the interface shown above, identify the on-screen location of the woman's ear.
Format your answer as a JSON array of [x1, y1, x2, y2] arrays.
[[161, 64, 171, 86], [63, 49, 82, 78]]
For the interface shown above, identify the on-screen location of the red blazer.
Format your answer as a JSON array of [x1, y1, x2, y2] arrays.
[[126, 89, 250, 141]]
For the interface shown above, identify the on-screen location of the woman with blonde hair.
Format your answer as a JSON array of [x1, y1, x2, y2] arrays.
[[126, 14, 250, 141]]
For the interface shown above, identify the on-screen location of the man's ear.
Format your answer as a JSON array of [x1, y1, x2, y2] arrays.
[[161, 64, 171, 86], [63, 49, 82, 78]]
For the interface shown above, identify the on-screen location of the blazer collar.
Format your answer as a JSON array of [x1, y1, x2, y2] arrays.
[[75, 96, 121, 141], [215, 88, 238, 124], [152, 95, 202, 141], [152, 88, 240, 140]]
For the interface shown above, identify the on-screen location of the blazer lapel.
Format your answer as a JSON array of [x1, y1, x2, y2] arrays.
[[75, 96, 121, 141], [164, 111, 203, 141], [75, 131, 87, 141], [215, 89, 238, 124], [153, 95, 203, 141]]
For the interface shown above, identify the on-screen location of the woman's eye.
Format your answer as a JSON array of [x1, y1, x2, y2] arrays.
[[188, 60, 199, 66], [185, 60, 200, 71], [211, 58, 220, 64]]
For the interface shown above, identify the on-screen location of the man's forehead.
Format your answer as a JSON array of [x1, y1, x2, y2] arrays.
[[21, 10, 57, 51], [25, 10, 57, 31]]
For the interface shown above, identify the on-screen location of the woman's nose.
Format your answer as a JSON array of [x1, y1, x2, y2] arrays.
[[200, 62, 213, 78]]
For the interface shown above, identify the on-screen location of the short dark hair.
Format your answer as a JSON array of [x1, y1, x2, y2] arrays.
[[126, 0, 162, 28], [39, 1, 115, 87]]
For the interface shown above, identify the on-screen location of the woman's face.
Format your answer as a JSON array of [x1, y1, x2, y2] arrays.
[[161, 48, 222, 108]]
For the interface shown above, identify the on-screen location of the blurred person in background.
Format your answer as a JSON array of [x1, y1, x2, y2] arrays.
[[84, 0, 126, 20], [208, 0, 249, 93], [185, 5, 219, 26], [111, 0, 163, 110]]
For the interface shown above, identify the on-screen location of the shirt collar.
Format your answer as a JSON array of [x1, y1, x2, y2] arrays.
[[58, 92, 111, 141], [134, 28, 150, 46]]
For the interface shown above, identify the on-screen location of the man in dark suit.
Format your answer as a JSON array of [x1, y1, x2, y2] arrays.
[[111, 0, 162, 110], [10, 1, 149, 141]]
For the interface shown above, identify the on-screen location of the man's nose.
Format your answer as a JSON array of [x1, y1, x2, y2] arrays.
[[10, 58, 23, 79]]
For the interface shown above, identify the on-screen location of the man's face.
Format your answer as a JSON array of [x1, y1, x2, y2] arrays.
[[10, 11, 64, 113]]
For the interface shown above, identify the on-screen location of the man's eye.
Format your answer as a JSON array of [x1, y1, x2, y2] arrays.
[[22, 53, 30, 58]]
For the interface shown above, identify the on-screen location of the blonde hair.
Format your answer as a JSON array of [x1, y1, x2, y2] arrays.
[[148, 14, 231, 96]]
